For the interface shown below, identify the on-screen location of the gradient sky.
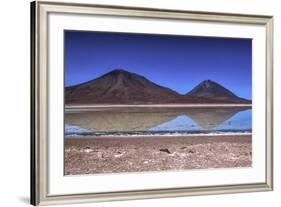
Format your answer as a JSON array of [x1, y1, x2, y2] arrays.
[[65, 31, 252, 99]]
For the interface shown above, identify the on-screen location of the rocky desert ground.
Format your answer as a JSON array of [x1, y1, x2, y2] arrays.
[[64, 135, 251, 175]]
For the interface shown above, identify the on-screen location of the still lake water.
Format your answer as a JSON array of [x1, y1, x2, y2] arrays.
[[65, 107, 252, 136]]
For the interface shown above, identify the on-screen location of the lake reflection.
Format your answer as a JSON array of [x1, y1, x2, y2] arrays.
[[65, 107, 252, 136]]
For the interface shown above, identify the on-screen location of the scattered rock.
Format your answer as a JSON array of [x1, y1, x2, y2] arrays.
[[97, 151, 104, 158], [84, 147, 93, 153], [159, 148, 171, 154], [114, 151, 125, 158]]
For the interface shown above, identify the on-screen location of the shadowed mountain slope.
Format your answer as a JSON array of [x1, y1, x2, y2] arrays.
[[66, 69, 179, 104], [65, 69, 251, 104], [185, 80, 250, 104], [187, 80, 237, 98]]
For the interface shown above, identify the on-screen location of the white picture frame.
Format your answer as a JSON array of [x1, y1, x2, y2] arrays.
[[31, 1, 273, 205]]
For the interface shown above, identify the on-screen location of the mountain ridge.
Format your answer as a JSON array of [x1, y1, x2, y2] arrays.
[[65, 69, 251, 104]]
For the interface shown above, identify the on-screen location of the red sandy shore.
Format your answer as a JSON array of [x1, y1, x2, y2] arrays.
[[64, 135, 252, 175]]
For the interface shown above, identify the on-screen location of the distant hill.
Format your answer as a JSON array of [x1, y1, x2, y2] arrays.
[[186, 80, 250, 104], [187, 80, 237, 98], [65, 69, 251, 104]]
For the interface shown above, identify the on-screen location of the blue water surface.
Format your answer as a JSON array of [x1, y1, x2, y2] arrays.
[[65, 108, 252, 136]]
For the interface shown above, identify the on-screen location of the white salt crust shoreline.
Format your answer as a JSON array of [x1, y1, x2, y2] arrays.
[[65, 132, 252, 138]]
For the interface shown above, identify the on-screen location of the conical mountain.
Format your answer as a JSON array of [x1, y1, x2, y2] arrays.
[[185, 80, 250, 103], [65, 69, 180, 104], [186, 80, 238, 98]]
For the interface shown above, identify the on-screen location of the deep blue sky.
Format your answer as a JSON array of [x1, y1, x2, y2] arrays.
[[65, 31, 252, 99]]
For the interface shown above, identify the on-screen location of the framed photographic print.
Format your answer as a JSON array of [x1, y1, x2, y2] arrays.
[[31, 1, 273, 205]]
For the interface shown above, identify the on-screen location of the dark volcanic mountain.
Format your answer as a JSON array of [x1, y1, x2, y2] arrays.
[[65, 69, 179, 104], [187, 80, 237, 98], [65, 69, 251, 104], [186, 80, 251, 103]]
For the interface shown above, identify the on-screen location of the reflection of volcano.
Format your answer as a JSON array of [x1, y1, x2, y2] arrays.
[[65, 108, 178, 132], [65, 107, 251, 132], [184, 107, 249, 129]]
